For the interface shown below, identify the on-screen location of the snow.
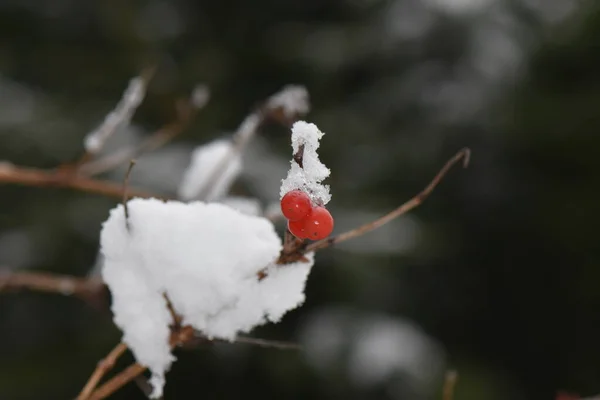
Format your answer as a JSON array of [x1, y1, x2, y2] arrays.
[[100, 198, 313, 397], [220, 196, 262, 216], [177, 139, 242, 201], [280, 121, 331, 205], [267, 85, 310, 118], [84, 76, 146, 153]]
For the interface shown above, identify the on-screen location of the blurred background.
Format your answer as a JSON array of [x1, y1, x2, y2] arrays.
[[0, 0, 598, 399]]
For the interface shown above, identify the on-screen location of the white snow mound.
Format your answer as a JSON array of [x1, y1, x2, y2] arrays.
[[100, 198, 313, 398]]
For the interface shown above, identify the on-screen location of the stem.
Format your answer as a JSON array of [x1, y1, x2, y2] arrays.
[[305, 147, 470, 253], [77, 342, 128, 400], [0, 162, 156, 199]]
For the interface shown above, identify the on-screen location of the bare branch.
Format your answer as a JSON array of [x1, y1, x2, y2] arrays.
[[233, 335, 302, 350], [122, 160, 136, 229], [0, 162, 158, 199], [305, 147, 471, 253], [88, 362, 146, 400], [443, 370, 459, 400], [77, 342, 128, 400], [0, 270, 104, 299]]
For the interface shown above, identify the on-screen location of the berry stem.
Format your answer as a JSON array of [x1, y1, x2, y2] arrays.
[[304, 147, 471, 253]]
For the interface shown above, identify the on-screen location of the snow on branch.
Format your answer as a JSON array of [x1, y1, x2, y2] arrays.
[[266, 85, 310, 120], [280, 121, 331, 205], [177, 139, 242, 201], [178, 85, 310, 202], [100, 198, 313, 397], [84, 75, 148, 154]]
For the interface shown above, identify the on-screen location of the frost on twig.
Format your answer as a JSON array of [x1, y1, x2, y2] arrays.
[[177, 139, 242, 201], [80, 85, 207, 176], [280, 121, 331, 205], [266, 85, 310, 121], [83, 74, 149, 155], [186, 85, 311, 202], [100, 198, 313, 397]]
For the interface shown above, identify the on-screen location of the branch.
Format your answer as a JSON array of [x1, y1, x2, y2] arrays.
[[305, 147, 470, 253], [443, 370, 458, 400], [88, 362, 146, 400], [0, 270, 104, 299], [77, 342, 128, 400], [195, 86, 309, 201], [0, 162, 157, 199], [233, 335, 302, 350], [79, 96, 200, 176]]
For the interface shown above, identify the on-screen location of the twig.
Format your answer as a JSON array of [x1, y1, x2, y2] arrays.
[[79, 97, 199, 176], [80, 67, 155, 162], [88, 326, 195, 400], [233, 335, 302, 350], [122, 160, 136, 229], [77, 342, 128, 400], [88, 362, 146, 400], [304, 147, 471, 253], [195, 112, 262, 200], [0, 162, 157, 199], [443, 370, 458, 400], [0, 270, 104, 299], [195, 86, 309, 201]]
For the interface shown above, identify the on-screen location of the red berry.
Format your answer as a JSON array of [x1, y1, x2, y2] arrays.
[[288, 219, 309, 239], [280, 190, 312, 221], [303, 206, 334, 240]]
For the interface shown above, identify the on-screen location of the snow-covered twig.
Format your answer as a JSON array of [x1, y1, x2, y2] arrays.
[[77, 342, 129, 400], [194, 86, 310, 201], [0, 162, 158, 199], [0, 270, 104, 299], [79, 91, 205, 176], [83, 70, 153, 156]]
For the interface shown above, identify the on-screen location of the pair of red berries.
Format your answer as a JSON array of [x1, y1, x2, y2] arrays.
[[280, 190, 334, 240]]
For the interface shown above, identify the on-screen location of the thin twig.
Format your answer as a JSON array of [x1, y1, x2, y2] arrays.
[[88, 326, 195, 400], [0, 270, 103, 299], [233, 335, 302, 350], [195, 112, 262, 200], [77, 342, 129, 400], [443, 370, 458, 400], [304, 147, 471, 253], [0, 162, 157, 199], [78, 67, 155, 165], [79, 97, 198, 176], [88, 362, 147, 400], [122, 159, 136, 229], [195, 86, 309, 201]]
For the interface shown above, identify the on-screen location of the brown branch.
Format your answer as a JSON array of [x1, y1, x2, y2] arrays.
[[443, 370, 458, 400], [0, 162, 157, 199], [88, 362, 146, 400], [233, 335, 302, 350], [0, 270, 104, 299], [77, 342, 128, 400], [304, 147, 471, 253], [122, 160, 136, 228]]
